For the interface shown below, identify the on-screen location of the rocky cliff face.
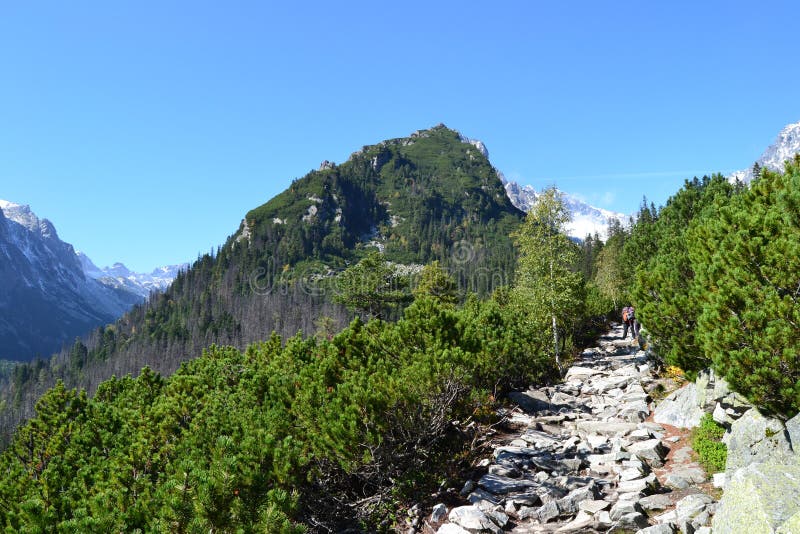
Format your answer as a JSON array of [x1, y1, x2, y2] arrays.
[[729, 119, 800, 183], [0, 201, 145, 360]]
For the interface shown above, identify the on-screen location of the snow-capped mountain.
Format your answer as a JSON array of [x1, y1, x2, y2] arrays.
[[729, 120, 800, 183], [456, 134, 627, 239], [501, 179, 627, 239], [0, 200, 183, 361], [77, 252, 186, 300]]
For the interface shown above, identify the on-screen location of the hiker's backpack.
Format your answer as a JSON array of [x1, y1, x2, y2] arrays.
[[627, 308, 635, 321], [622, 308, 629, 322]]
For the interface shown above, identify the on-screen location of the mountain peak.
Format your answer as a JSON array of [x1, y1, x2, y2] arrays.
[[729, 119, 800, 183], [500, 177, 627, 239], [0, 199, 59, 240]]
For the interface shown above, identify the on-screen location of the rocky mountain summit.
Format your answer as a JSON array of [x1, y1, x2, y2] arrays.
[[415, 325, 719, 533], [729, 119, 800, 183]]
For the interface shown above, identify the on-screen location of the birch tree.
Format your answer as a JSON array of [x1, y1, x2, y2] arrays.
[[512, 187, 583, 372]]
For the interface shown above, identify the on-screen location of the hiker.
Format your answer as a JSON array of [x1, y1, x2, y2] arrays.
[[622, 305, 637, 340]]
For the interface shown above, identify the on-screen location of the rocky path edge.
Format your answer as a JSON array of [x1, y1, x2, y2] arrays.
[[411, 323, 717, 534]]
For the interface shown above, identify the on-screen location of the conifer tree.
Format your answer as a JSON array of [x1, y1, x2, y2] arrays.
[[690, 159, 800, 415], [333, 250, 411, 319], [631, 175, 735, 373]]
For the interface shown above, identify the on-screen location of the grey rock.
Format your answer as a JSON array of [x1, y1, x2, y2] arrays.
[[617, 511, 650, 530], [639, 493, 673, 511], [488, 464, 520, 478], [712, 472, 726, 488], [712, 370, 731, 401], [713, 462, 800, 534], [436, 524, 471, 534], [565, 366, 606, 381], [508, 389, 551, 413], [467, 488, 501, 506], [485, 509, 509, 529], [506, 492, 540, 507], [620, 466, 645, 481], [555, 510, 594, 532], [577, 420, 638, 436], [460, 480, 477, 496], [664, 473, 691, 490], [712, 402, 730, 426], [557, 485, 597, 515], [725, 408, 794, 472], [653, 383, 705, 429], [430, 503, 448, 523], [654, 509, 678, 524], [675, 493, 713, 524], [695, 368, 713, 408], [635, 524, 677, 534], [628, 428, 653, 441], [448, 506, 502, 534], [536, 500, 561, 522], [610, 500, 644, 521], [627, 439, 669, 467], [579, 499, 611, 514], [786, 411, 800, 454], [586, 433, 608, 451], [519, 429, 561, 449], [664, 466, 706, 489], [671, 446, 694, 464], [617, 473, 659, 494], [477, 473, 537, 495], [595, 510, 613, 529]]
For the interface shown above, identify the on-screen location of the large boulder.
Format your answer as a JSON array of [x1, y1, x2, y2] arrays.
[[724, 408, 794, 472], [713, 462, 800, 534], [653, 383, 705, 428]]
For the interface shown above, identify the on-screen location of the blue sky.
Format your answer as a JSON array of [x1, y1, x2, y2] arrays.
[[2, 1, 798, 272]]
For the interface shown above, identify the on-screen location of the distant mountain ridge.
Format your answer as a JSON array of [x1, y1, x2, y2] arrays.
[[729, 119, 800, 183], [0, 200, 183, 361], [450, 135, 628, 239], [500, 178, 627, 239], [77, 252, 186, 300]]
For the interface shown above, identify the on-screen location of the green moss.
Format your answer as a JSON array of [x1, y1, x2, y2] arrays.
[[692, 413, 727, 473]]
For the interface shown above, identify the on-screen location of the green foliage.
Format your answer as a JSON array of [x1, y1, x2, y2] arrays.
[[630, 176, 737, 373], [690, 159, 800, 415], [623, 161, 800, 416], [594, 219, 628, 309], [512, 187, 585, 370], [412, 260, 458, 305], [244, 124, 522, 275], [691, 413, 727, 474], [0, 282, 556, 531], [333, 250, 412, 319]]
